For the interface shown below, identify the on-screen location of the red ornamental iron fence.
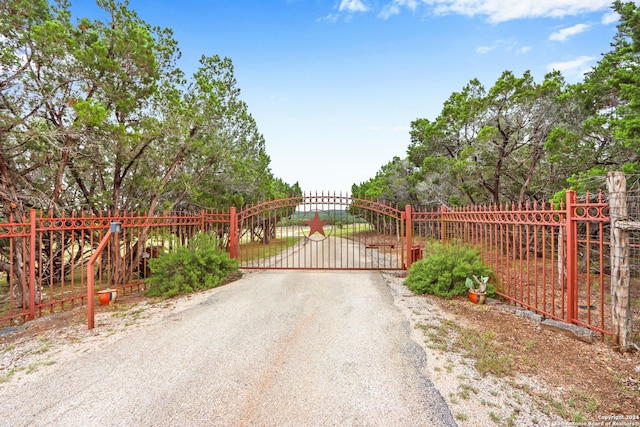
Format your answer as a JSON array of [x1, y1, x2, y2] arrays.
[[0, 188, 635, 343], [412, 190, 613, 338], [0, 209, 230, 328]]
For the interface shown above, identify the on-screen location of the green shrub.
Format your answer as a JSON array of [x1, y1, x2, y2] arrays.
[[145, 233, 239, 298], [405, 242, 493, 298]]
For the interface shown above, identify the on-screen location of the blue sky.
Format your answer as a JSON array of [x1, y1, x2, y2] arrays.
[[70, 0, 623, 194]]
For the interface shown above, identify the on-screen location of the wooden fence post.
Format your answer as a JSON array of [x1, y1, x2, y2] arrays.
[[607, 171, 632, 349]]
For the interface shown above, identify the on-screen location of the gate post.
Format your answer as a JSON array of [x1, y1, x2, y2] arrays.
[[565, 190, 578, 323], [405, 205, 413, 269], [229, 207, 238, 259]]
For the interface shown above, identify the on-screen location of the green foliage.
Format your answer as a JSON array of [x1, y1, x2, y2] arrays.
[[405, 242, 493, 298], [466, 275, 488, 293], [72, 99, 109, 127], [403, 70, 575, 205], [550, 166, 610, 206], [551, 189, 567, 208], [622, 162, 639, 174], [145, 233, 239, 298], [360, 2, 640, 205], [0, 0, 297, 217], [350, 157, 419, 208]]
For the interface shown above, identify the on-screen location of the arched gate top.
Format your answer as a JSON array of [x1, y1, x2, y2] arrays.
[[238, 193, 403, 220]]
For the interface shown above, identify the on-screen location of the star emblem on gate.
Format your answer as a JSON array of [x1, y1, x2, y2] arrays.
[[304, 212, 330, 237]]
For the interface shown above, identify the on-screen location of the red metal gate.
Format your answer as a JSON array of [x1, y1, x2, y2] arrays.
[[232, 193, 408, 270]]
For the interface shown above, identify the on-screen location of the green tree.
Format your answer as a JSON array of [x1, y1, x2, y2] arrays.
[[549, 0, 640, 192], [143, 54, 277, 213], [408, 71, 567, 206], [356, 2, 640, 206], [351, 156, 418, 207], [408, 78, 487, 206], [474, 71, 566, 204], [0, 0, 63, 305], [0, 0, 181, 216], [0, 0, 296, 302], [1, 0, 289, 217], [606, 1, 640, 157]]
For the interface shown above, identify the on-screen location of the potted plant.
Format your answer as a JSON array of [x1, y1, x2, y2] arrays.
[[97, 288, 117, 306], [465, 275, 488, 304]]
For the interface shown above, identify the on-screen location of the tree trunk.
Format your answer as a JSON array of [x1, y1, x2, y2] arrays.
[[0, 156, 39, 309]]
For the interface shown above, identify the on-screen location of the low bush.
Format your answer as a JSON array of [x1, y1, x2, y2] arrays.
[[405, 242, 493, 298], [145, 233, 239, 298]]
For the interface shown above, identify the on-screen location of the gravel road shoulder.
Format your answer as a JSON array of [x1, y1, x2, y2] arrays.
[[381, 272, 564, 426]]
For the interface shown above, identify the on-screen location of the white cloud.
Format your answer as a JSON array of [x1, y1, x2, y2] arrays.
[[317, 13, 340, 22], [379, 0, 419, 19], [516, 46, 532, 54], [547, 55, 597, 80], [601, 11, 619, 25], [329, 0, 613, 23], [339, 0, 369, 13], [319, 0, 369, 22], [549, 23, 590, 42], [379, 4, 402, 19], [385, 0, 612, 23], [476, 45, 495, 54]]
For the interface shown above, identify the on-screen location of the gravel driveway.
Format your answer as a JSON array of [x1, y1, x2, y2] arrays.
[[0, 270, 455, 426]]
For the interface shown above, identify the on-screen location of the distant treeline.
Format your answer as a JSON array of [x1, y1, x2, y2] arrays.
[[280, 210, 368, 226]]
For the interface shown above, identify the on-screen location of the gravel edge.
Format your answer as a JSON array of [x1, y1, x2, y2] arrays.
[[381, 271, 564, 427]]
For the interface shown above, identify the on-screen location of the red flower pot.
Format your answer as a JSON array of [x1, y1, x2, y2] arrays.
[[98, 290, 111, 306], [468, 290, 486, 305]]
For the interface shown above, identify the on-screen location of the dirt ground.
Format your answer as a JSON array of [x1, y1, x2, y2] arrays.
[[423, 291, 640, 418], [1, 274, 639, 424]]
